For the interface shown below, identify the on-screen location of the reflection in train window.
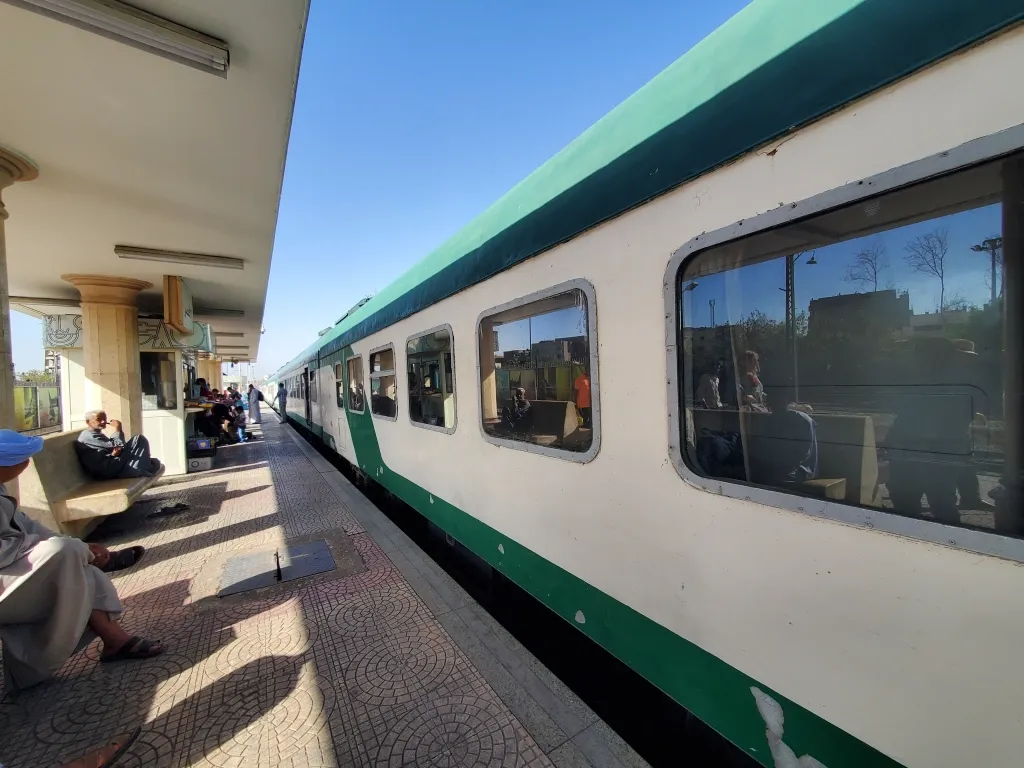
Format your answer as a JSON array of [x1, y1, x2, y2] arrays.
[[346, 356, 365, 413], [335, 363, 344, 407], [479, 284, 596, 457], [677, 153, 1021, 538], [407, 326, 456, 432], [369, 346, 396, 420]]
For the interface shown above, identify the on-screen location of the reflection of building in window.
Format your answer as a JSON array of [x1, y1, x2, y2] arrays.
[[346, 356, 365, 412], [479, 286, 595, 455], [370, 347, 396, 419], [407, 328, 455, 430], [678, 153, 1016, 537]]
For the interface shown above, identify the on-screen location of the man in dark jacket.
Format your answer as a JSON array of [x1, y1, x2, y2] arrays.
[[75, 411, 161, 480]]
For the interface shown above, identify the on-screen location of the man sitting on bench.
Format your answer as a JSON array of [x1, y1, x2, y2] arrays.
[[0, 430, 164, 692], [75, 410, 161, 480]]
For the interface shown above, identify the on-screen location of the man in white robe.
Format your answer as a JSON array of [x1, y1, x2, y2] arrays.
[[0, 431, 163, 692], [247, 384, 262, 425]]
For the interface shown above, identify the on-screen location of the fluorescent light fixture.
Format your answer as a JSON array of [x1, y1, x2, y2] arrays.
[[10, 295, 81, 307], [214, 331, 245, 338], [194, 308, 244, 318], [115, 245, 243, 270], [3, 0, 229, 76]]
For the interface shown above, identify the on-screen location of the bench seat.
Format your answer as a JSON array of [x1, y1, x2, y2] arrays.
[[18, 430, 164, 538]]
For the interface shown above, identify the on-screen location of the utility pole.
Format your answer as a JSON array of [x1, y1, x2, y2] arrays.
[[971, 236, 1003, 307], [708, 299, 716, 327]]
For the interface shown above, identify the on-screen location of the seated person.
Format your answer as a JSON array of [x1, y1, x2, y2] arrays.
[[75, 410, 162, 480], [233, 406, 248, 443], [749, 377, 818, 486], [500, 388, 532, 433], [0, 430, 163, 692]]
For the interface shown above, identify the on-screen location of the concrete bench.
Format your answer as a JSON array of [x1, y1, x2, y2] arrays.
[[18, 431, 164, 538]]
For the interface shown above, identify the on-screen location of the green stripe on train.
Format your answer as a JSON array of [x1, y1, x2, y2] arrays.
[[339, 347, 901, 768]]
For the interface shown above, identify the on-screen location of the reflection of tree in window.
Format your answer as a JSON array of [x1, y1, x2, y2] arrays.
[[679, 155, 1020, 538]]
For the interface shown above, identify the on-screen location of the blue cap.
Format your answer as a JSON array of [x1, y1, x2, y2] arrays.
[[0, 430, 43, 467]]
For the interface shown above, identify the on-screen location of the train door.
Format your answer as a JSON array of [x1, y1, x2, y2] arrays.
[[303, 367, 313, 424]]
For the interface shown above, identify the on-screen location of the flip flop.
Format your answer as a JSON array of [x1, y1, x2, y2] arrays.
[[101, 637, 164, 664], [100, 546, 145, 573], [99, 726, 142, 768]]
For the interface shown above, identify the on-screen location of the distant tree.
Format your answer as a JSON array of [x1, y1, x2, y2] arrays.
[[844, 241, 888, 292], [904, 227, 950, 314], [942, 291, 977, 314], [17, 369, 54, 384]]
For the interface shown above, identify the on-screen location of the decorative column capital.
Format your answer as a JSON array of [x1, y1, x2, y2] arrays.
[[61, 274, 153, 307], [0, 146, 39, 221]]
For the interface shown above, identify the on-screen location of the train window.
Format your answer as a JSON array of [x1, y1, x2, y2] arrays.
[[369, 345, 397, 420], [407, 325, 456, 433], [346, 356, 365, 413], [478, 280, 599, 461], [335, 363, 344, 407], [675, 152, 1023, 542]]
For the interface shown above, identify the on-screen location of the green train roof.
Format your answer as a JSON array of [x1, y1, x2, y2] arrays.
[[273, 0, 1022, 377]]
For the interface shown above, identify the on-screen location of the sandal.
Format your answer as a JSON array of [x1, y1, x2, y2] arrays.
[[100, 726, 141, 768], [100, 546, 145, 573], [60, 725, 141, 768], [101, 637, 164, 664]]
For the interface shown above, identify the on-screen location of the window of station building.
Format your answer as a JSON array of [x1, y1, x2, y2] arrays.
[[478, 281, 598, 460], [369, 346, 397, 420], [140, 352, 177, 410], [346, 356, 365, 413], [676, 152, 1023, 541], [335, 363, 344, 407], [407, 326, 456, 432]]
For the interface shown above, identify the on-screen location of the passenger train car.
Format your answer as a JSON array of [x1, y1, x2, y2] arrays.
[[268, 3, 1024, 765]]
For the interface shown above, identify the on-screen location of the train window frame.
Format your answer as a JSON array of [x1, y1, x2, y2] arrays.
[[335, 363, 344, 408], [368, 344, 397, 421], [345, 355, 366, 414], [663, 126, 1024, 564], [475, 278, 601, 463], [406, 324, 457, 435]]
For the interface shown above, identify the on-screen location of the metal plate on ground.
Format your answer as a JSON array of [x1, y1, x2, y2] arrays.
[[218, 550, 279, 597], [279, 539, 335, 582]]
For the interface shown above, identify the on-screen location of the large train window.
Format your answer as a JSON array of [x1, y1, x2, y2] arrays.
[[477, 280, 599, 462], [407, 325, 456, 433], [335, 363, 344, 407], [672, 150, 1024, 548], [346, 356, 365, 413], [369, 345, 397, 420]]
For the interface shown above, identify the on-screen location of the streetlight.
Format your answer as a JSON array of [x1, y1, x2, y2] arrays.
[[971, 237, 1003, 307]]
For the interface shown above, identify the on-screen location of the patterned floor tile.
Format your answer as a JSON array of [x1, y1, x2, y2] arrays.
[[0, 409, 552, 768]]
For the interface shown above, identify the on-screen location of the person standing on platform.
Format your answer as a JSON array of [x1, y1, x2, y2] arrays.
[[276, 382, 288, 424], [247, 384, 262, 425], [573, 369, 592, 429]]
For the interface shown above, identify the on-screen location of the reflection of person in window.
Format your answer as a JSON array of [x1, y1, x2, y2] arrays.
[[501, 388, 531, 432], [696, 361, 723, 409], [756, 382, 818, 486], [737, 350, 767, 411], [573, 371, 592, 429]]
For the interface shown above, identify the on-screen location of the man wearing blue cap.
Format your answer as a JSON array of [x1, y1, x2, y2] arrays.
[[0, 430, 163, 691]]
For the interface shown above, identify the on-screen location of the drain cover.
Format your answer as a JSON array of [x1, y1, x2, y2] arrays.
[[279, 540, 335, 582], [218, 550, 279, 597], [217, 540, 336, 597]]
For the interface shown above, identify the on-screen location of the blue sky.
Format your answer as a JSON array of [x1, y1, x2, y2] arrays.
[[681, 204, 1002, 329], [12, 0, 751, 375]]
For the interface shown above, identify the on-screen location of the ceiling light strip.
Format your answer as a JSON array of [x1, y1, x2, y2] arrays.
[[2, 0, 229, 76], [115, 245, 243, 270]]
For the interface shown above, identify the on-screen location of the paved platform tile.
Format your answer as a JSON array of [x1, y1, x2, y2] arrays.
[[0, 410, 561, 768]]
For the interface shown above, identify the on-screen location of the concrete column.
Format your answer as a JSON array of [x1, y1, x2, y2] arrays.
[[61, 274, 152, 437], [0, 148, 39, 432]]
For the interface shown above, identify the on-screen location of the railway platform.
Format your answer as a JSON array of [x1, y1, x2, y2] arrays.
[[0, 406, 647, 768]]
